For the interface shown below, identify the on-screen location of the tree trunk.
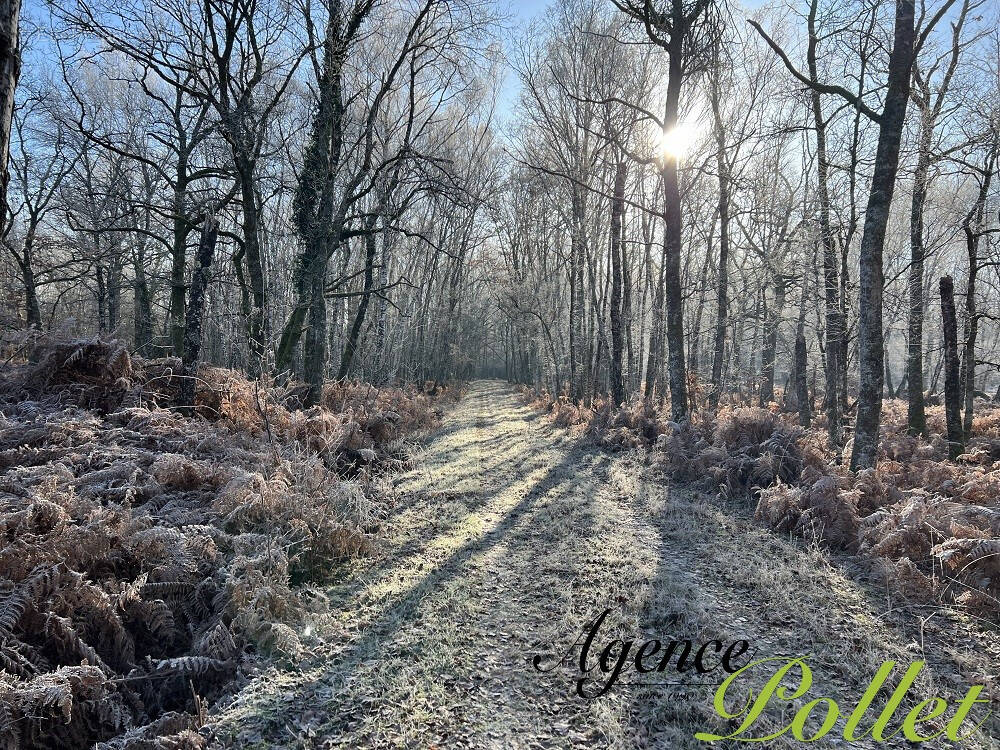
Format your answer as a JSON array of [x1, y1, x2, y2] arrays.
[[442, 236, 467, 380], [276, 302, 308, 375], [181, 215, 218, 408], [584, 251, 596, 407], [338, 218, 379, 379], [644, 242, 665, 401], [795, 292, 810, 427], [807, 0, 842, 449], [569, 185, 587, 402], [961, 251, 978, 439], [608, 160, 626, 406], [849, 0, 915, 471], [19, 235, 40, 328], [709, 67, 730, 411], [689, 241, 711, 378], [372, 232, 392, 383], [661, 21, 688, 422], [303, 254, 328, 403], [107, 252, 122, 332], [132, 242, 154, 355], [96, 264, 107, 333], [621, 208, 634, 392], [962, 145, 996, 437], [903, 18, 969, 435], [236, 164, 268, 377], [838, 232, 850, 417], [278, 4, 347, 377], [906, 124, 930, 436], [0, 0, 21, 242], [940, 275, 963, 459], [169, 164, 190, 355], [760, 274, 785, 406]]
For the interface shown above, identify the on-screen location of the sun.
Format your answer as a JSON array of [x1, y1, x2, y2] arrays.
[[658, 122, 697, 161]]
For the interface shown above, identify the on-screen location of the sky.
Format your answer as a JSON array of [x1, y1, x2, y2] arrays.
[[495, 0, 552, 126], [509, 0, 550, 22]]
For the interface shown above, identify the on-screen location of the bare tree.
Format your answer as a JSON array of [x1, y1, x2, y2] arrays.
[[58, 0, 307, 373], [4, 90, 77, 328], [751, 0, 956, 469], [906, 0, 976, 436], [612, 0, 716, 421], [960, 130, 999, 435]]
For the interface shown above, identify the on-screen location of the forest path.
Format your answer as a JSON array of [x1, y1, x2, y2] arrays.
[[210, 381, 998, 749]]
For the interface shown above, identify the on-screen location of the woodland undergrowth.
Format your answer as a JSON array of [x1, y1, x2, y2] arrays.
[[0, 334, 458, 749], [521, 385, 1000, 618]]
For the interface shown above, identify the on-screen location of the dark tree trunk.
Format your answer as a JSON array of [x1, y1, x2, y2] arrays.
[[584, 254, 596, 407], [278, 1, 352, 378], [760, 275, 785, 406], [19, 236, 40, 328], [303, 255, 328, 403], [169, 164, 190, 355], [338, 218, 379, 379], [96, 264, 107, 333], [850, 0, 916, 471], [236, 163, 268, 377], [618, 0, 712, 418], [795, 298, 810, 427], [133, 278, 153, 356], [232, 244, 252, 370], [608, 160, 627, 406], [961, 264, 978, 439], [132, 243, 154, 355], [0, 0, 21, 242], [635, 225, 650, 386], [276, 293, 309, 374], [838, 238, 850, 417], [592, 334, 604, 407], [906, 128, 930, 436], [940, 275, 963, 459], [661, 19, 688, 422], [180, 215, 218, 408]]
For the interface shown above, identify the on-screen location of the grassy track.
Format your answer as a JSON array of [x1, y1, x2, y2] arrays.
[[209, 381, 999, 749]]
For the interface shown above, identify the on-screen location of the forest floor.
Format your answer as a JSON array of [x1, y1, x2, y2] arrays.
[[208, 381, 1000, 749]]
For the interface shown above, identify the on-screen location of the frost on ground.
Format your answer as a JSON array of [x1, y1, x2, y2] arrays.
[[0, 336, 456, 749], [208, 381, 999, 749]]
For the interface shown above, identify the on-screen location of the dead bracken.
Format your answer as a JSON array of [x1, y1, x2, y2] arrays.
[[0, 335, 458, 749], [520, 386, 1000, 615]]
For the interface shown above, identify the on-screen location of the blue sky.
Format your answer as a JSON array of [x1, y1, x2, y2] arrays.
[[508, 0, 550, 22], [495, 0, 553, 124]]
